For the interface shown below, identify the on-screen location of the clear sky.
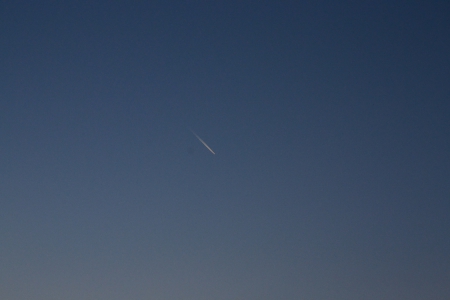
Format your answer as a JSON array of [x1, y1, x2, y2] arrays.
[[1, 1, 449, 299]]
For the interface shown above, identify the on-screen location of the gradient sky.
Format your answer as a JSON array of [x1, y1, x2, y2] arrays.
[[1, 1, 449, 299]]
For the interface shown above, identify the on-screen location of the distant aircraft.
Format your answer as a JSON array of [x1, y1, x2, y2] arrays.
[[189, 129, 215, 155]]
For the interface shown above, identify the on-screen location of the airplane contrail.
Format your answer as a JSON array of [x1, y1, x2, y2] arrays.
[[190, 129, 215, 155]]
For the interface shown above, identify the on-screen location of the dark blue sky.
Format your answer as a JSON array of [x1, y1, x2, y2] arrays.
[[1, 1, 449, 299]]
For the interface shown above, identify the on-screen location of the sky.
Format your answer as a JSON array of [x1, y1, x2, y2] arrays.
[[1, 1, 449, 299]]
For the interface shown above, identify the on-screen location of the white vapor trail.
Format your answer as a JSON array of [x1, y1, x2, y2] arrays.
[[190, 129, 215, 155]]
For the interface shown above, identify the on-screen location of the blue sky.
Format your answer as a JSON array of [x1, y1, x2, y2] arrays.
[[1, 1, 449, 299]]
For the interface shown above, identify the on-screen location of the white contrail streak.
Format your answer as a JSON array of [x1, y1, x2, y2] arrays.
[[190, 129, 215, 155]]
